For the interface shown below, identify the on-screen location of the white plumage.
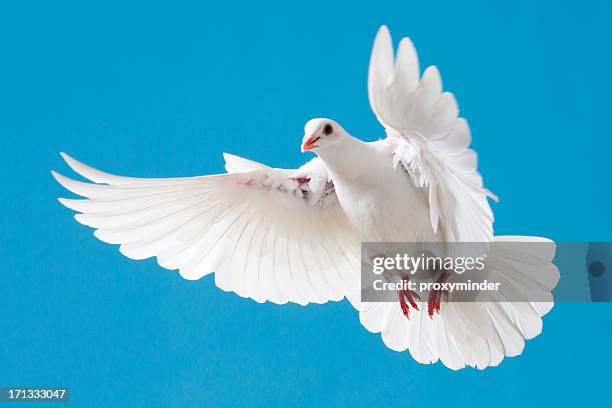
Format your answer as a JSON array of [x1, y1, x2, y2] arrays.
[[53, 26, 559, 370]]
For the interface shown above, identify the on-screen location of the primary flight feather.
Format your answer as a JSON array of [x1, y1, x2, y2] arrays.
[[53, 26, 559, 370]]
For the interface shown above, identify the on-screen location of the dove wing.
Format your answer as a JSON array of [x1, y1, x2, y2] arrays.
[[53, 153, 360, 306], [368, 26, 498, 242]]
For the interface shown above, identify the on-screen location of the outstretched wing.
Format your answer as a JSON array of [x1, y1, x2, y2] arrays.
[[368, 26, 498, 242], [53, 153, 360, 306]]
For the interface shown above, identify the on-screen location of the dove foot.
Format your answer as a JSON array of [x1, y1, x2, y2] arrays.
[[397, 275, 419, 319], [427, 272, 451, 318]]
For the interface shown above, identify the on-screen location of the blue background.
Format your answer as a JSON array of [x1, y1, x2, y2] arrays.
[[1, 0, 610, 406]]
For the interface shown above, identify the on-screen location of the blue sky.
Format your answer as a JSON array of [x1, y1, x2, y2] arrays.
[[1, 0, 610, 406]]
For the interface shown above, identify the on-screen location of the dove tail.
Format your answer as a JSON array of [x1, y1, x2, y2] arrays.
[[359, 235, 559, 370]]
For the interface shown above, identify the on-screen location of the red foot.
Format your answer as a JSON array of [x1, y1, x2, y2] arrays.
[[397, 275, 419, 319], [292, 176, 311, 186], [428, 272, 450, 318]]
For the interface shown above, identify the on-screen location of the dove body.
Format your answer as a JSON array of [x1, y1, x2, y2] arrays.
[[302, 118, 438, 243]]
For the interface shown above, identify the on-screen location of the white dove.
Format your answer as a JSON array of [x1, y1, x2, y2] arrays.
[[53, 26, 559, 370]]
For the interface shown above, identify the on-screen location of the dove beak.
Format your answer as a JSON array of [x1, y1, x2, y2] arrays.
[[301, 136, 320, 152]]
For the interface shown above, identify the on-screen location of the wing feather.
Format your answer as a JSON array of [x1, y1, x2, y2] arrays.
[[368, 26, 498, 242], [53, 153, 360, 306]]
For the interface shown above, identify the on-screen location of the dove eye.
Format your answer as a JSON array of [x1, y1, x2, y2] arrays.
[[323, 123, 334, 135]]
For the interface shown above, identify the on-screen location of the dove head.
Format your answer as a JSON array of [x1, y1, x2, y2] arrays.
[[301, 118, 348, 153]]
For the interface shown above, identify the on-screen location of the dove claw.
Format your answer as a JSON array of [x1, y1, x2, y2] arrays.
[[427, 271, 451, 318], [398, 275, 419, 319]]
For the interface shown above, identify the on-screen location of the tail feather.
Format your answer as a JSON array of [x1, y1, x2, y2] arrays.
[[359, 236, 559, 370]]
